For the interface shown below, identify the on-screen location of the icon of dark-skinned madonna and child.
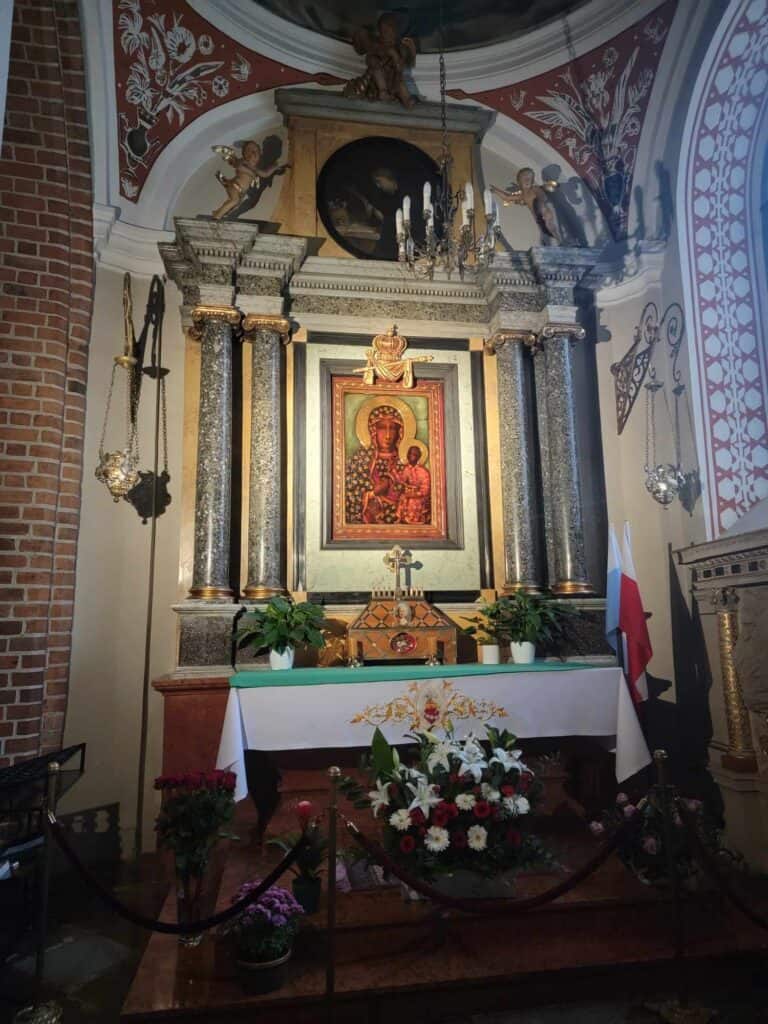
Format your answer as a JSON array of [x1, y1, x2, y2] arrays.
[[345, 405, 432, 526]]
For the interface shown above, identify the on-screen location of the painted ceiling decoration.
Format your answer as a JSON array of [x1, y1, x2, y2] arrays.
[[250, 0, 588, 53], [115, 0, 339, 200], [451, 0, 677, 240]]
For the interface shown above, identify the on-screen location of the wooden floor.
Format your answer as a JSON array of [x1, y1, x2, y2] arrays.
[[120, 772, 768, 1023]]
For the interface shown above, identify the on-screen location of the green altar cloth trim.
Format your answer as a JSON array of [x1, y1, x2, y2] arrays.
[[230, 661, 603, 688]]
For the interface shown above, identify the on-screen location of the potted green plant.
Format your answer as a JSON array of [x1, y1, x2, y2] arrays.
[[502, 592, 572, 665], [462, 599, 509, 664], [237, 596, 326, 670], [266, 800, 327, 914], [219, 879, 304, 993]]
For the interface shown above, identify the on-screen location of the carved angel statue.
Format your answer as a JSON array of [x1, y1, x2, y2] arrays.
[[211, 138, 290, 221], [343, 13, 418, 108], [491, 167, 562, 245]]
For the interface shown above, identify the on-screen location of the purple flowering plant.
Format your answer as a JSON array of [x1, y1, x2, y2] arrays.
[[220, 880, 304, 962], [590, 789, 728, 889]]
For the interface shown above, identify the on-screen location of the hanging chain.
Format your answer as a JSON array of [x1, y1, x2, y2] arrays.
[[160, 374, 168, 474], [98, 364, 118, 459]]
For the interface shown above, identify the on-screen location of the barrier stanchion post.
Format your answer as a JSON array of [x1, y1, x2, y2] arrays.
[[649, 750, 715, 1024], [326, 766, 340, 1022], [14, 762, 63, 1024]]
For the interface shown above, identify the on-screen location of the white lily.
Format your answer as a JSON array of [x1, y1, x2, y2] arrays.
[[490, 747, 529, 774], [456, 739, 487, 783], [427, 740, 456, 773], [406, 777, 441, 816], [368, 778, 391, 817], [503, 794, 530, 816]]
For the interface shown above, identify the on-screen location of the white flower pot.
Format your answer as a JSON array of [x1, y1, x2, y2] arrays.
[[509, 641, 535, 665], [269, 647, 295, 670], [479, 644, 500, 665]]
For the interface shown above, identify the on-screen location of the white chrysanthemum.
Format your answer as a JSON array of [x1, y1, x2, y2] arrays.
[[455, 792, 476, 811], [389, 809, 412, 832], [481, 783, 501, 803], [424, 826, 450, 853], [467, 825, 487, 851], [503, 795, 530, 816]]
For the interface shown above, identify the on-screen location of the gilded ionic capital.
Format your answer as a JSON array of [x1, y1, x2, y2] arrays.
[[484, 330, 537, 355], [189, 305, 242, 340], [241, 314, 291, 341]]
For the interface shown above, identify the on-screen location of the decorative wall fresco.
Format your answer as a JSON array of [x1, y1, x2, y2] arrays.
[[451, 0, 676, 240], [681, 0, 768, 536], [114, 0, 339, 200]]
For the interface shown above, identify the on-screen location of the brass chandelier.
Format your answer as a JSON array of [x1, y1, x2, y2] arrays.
[[396, 16, 500, 278]]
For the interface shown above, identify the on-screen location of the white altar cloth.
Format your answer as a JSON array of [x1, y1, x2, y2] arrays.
[[216, 664, 650, 800]]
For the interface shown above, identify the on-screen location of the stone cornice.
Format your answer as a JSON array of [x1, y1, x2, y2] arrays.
[[677, 528, 768, 592]]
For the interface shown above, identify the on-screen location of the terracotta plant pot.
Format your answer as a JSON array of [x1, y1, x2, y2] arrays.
[[270, 646, 295, 670], [509, 641, 535, 665], [235, 948, 291, 994], [292, 875, 322, 914], [479, 644, 500, 664]]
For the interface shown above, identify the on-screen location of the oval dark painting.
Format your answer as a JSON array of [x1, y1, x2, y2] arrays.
[[317, 137, 441, 261]]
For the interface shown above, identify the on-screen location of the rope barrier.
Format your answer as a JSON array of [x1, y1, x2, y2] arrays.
[[675, 798, 768, 933], [48, 813, 308, 935], [343, 816, 626, 915]]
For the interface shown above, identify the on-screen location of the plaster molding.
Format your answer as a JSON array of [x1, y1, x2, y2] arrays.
[[195, 0, 655, 92], [94, 208, 173, 276]]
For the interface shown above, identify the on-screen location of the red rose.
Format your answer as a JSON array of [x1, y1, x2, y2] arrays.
[[400, 835, 416, 854], [501, 784, 516, 797], [223, 771, 237, 791], [295, 800, 314, 829], [473, 800, 491, 819], [447, 802, 459, 819], [449, 773, 459, 783], [410, 808, 426, 826], [452, 830, 468, 848], [506, 827, 522, 848], [432, 807, 449, 828], [473, 786, 482, 795]]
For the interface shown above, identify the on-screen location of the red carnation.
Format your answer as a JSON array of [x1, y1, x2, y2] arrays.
[[432, 807, 449, 828], [452, 830, 468, 848], [449, 773, 459, 783], [446, 802, 459, 819], [400, 835, 416, 854], [410, 808, 426, 826], [473, 800, 491, 819], [506, 827, 522, 848], [501, 784, 516, 797]]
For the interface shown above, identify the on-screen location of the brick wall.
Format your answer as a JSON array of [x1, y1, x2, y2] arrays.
[[0, 1, 93, 764]]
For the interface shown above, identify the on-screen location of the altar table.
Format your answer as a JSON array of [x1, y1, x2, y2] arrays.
[[216, 662, 650, 800]]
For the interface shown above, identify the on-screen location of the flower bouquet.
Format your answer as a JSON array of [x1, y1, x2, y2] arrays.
[[154, 770, 237, 946], [590, 790, 731, 890], [219, 880, 304, 993], [266, 800, 328, 914], [341, 726, 549, 895]]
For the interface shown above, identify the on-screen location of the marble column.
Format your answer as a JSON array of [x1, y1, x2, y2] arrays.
[[490, 332, 544, 592], [243, 315, 289, 599], [188, 305, 241, 599], [534, 325, 592, 595]]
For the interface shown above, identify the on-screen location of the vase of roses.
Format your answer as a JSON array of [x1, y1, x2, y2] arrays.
[[590, 789, 732, 890], [154, 770, 237, 947], [266, 800, 328, 914], [219, 880, 304, 993], [340, 726, 549, 898]]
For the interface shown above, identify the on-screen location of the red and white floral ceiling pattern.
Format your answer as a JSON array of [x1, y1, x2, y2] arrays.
[[115, 0, 338, 199], [451, 0, 676, 240], [682, 0, 768, 536]]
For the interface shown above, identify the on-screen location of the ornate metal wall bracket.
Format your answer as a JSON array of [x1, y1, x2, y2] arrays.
[[610, 301, 684, 435]]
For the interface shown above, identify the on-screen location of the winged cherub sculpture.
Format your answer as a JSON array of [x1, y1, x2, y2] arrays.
[[211, 138, 289, 221], [491, 168, 562, 245], [343, 13, 417, 108]]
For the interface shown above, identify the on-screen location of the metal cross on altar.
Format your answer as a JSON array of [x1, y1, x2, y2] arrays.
[[383, 545, 412, 600]]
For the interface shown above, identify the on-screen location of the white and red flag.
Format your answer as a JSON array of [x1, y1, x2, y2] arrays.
[[618, 522, 652, 704]]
